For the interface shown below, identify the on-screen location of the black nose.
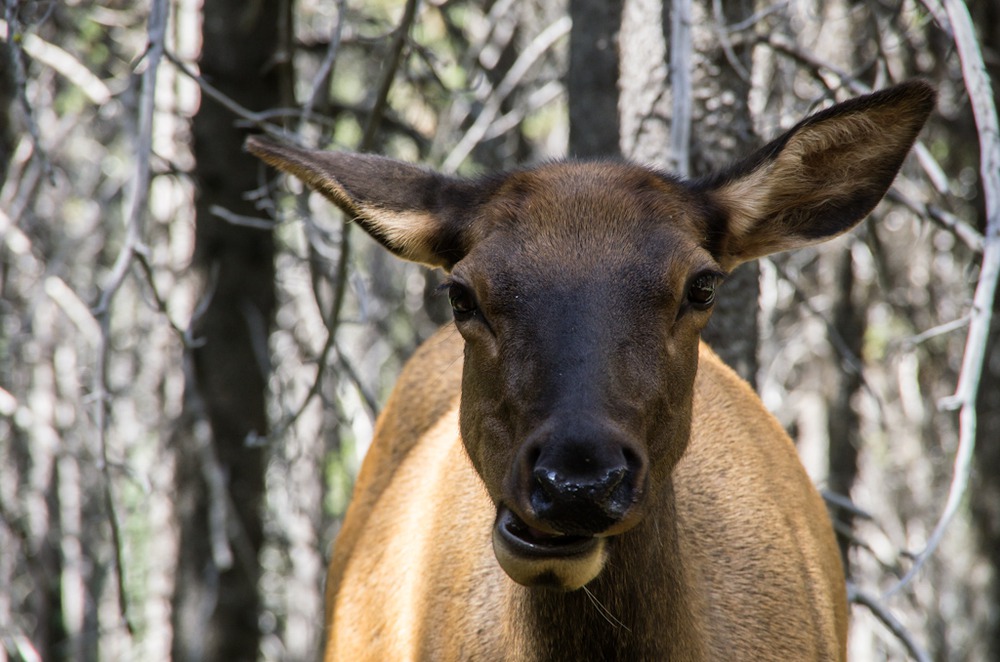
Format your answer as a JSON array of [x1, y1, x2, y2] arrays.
[[529, 444, 635, 535]]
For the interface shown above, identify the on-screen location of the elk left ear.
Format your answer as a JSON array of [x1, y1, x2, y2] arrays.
[[698, 80, 936, 270], [245, 136, 481, 269]]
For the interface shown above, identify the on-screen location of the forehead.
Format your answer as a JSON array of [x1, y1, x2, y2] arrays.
[[458, 162, 716, 284]]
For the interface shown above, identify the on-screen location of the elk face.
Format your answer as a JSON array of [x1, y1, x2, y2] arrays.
[[446, 164, 721, 589]]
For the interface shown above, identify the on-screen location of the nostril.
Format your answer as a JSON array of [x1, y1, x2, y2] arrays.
[[533, 467, 563, 499], [600, 466, 626, 497], [621, 446, 643, 473]]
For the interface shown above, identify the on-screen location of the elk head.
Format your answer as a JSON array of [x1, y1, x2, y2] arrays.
[[247, 80, 935, 591]]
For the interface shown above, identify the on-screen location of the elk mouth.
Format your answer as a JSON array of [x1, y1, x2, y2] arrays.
[[492, 506, 607, 590], [496, 507, 597, 556]]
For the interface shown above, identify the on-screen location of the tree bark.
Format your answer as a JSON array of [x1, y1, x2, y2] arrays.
[[618, 0, 758, 383], [0, 38, 15, 186], [171, 1, 290, 660], [821, 0, 877, 578], [826, 245, 864, 568], [567, 0, 623, 158]]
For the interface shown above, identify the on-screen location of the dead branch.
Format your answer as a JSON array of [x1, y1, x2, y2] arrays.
[[442, 15, 571, 172], [850, 585, 931, 662], [885, 0, 1000, 599]]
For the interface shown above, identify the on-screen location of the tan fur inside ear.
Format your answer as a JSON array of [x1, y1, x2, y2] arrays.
[[711, 99, 923, 267], [355, 205, 442, 267], [715, 112, 885, 239]]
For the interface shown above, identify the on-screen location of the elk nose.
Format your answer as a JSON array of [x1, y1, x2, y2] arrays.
[[533, 465, 626, 502], [529, 447, 634, 536]]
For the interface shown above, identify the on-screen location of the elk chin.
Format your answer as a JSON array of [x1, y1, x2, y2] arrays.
[[491, 506, 608, 591]]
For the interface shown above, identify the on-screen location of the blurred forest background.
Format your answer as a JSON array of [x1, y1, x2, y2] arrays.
[[1, 0, 999, 660]]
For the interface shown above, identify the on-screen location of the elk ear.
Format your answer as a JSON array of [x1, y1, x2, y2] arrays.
[[698, 80, 936, 270], [245, 137, 479, 269]]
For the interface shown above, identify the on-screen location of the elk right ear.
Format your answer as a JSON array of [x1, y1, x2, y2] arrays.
[[698, 80, 936, 270], [245, 137, 481, 270]]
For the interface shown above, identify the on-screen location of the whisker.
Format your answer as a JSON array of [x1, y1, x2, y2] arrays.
[[582, 586, 631, 632]]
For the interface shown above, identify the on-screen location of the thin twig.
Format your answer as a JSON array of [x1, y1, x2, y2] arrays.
[[711, 0, 751, 84], [821, 490, 875, 521], [1, 18, 112, 104], [210, 204, 276, 231], [133, 248, 193, 342], [763, 32, 869, 95], [718, 0, 789, 33], [484, 80, 563, 141], [442, 15, 571, 172], [359, 0, 420, 151], [885, 188, 984, 254], [300, 0, 347, 128], [850, 585, 931, 662], [884, 0, 1000, 599], [164, 49, 295, 144], [896, 314, 970, 351], [1, 3, 53, 181], [277, 0, 418, 433], [768, 255, 897, 431]]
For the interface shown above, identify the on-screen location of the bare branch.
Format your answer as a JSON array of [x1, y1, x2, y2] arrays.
[[711, 0, 751, 83], [359, 0, 420, 151], [442, 15, 571, 172], [1, 19, 112, 104], [885, 0, 1000, 599], [821, 490, 874, 521], [896, 314, 971, 351], [301, 0, 347, 128], [210, 204, 277, 231], [484, 80, 564, 141], [164, 49, 297, 144], [0, 7, 52, 180], [132, 248, 192, 342], [885, 188, 984, 254], [850, 585, 931, 662]]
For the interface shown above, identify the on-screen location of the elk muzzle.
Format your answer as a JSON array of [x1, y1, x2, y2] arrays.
[[492, 415, 647, 590]]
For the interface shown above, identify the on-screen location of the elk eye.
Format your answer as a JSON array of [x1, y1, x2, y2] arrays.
[[687, 273, 718, 310], [448, 282, 478, 316]]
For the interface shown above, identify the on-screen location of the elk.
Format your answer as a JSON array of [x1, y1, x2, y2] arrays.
[[247, 80, 935, 661]]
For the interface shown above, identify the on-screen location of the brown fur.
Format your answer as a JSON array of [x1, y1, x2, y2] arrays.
[[245, 81, 936, 661]]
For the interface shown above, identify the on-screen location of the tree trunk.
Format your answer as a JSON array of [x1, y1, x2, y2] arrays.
[[618, 0, 758, 383], [821, 0, 876, 578], [171, 1, 290, 660], [0, 38, 15, 185], [826, 245, 864, 568], [567, 0, 623, 158]]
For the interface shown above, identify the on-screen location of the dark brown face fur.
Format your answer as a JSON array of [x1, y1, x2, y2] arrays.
[[449, 163, 724, 544]]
